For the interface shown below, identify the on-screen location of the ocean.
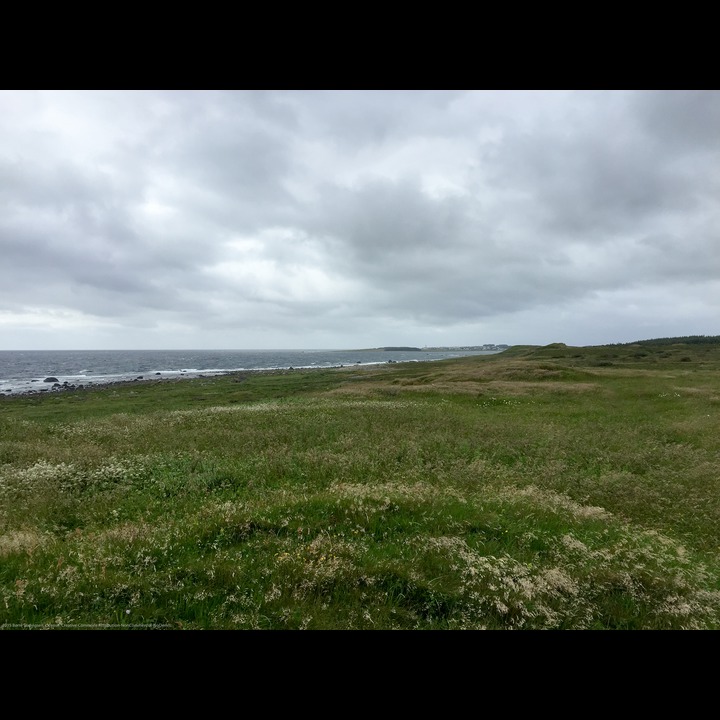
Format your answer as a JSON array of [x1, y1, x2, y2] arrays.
[[0, 348, 500, 397]]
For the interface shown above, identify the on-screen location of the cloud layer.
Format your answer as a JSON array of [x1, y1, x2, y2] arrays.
[[1, 90, 718, 349]]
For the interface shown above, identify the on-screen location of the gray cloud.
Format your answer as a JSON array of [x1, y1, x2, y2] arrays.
[[0, 89, 718, 349], [632, 90, 720, 151]]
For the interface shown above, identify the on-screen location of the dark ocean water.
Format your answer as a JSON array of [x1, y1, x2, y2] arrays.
[[0, 349, 500, 396]]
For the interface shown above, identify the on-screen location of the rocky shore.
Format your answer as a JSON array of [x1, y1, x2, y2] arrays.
[[0, 363, 365, 400], [0, 374, 204, 399]]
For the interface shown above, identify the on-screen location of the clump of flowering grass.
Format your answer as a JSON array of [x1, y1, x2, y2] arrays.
[[0, 456, 155, 530]]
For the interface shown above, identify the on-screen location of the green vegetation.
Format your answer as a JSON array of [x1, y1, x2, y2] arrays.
[[617, 335, 720, 347], [2, 338, 720, 629]]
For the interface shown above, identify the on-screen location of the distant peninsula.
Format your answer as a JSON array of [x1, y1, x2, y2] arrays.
[[353, 344, 508, 352], [379, 346, 422, 351]]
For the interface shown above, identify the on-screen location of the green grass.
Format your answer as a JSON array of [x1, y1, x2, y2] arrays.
[[2, 340, 720, 629]]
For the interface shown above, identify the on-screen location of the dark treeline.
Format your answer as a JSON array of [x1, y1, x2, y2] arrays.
[[609, 335, 720, 347]]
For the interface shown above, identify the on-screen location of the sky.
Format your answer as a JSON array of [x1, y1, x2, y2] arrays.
[[1, 89, 718, 350]]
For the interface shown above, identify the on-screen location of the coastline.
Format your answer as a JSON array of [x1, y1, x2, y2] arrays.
[[0, 348, 500, 400], [0, 362, 371, 400]]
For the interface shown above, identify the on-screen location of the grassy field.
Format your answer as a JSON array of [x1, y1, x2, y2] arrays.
[[1, 339, 719, 630]]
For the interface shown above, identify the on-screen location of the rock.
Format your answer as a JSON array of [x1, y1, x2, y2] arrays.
[[44, 377, 59, 383]]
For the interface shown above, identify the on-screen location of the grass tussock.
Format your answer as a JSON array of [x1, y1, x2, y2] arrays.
[[2, 340, 720, 629]]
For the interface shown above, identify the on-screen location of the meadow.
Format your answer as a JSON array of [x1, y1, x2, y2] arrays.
[[1, 338, 719, 630]]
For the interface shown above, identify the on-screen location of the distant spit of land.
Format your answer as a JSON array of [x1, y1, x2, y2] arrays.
[[367, 345, 509, 352]]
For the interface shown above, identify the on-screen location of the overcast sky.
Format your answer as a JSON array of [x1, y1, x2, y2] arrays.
[[1, 89, 718, 350]]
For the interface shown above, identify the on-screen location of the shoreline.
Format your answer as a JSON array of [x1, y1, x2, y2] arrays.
[[0, 362, 379, 400], [0, 349, 500, 400]]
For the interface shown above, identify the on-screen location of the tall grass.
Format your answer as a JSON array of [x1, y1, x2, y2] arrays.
[[2, 342, 720, 629]]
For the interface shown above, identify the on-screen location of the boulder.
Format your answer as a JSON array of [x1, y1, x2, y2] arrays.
[[44, 377, 59, 383]]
